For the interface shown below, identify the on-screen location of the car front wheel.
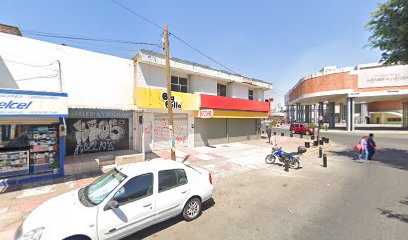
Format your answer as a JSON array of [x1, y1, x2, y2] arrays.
[[182, 197, 202, 221]]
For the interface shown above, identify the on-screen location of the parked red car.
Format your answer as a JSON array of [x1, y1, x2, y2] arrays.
[[280, 119, 286, 125], [289, 123, 315, 135]]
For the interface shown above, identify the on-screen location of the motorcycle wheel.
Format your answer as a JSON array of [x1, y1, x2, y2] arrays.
[[265, 154, 276, 164], [290, 158, 300, 169]]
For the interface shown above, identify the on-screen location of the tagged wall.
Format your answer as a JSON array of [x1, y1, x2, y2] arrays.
[[66, 118, 129, 155]]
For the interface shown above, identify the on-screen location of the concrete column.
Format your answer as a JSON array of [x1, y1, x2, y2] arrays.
[[291, 105, 295, 122], [295, 103, 300, 122], [328, 102, 336, 129], [346, 98, 355, 131], [403, 102, 408, 128], [286, 105, 290, 122], [314, 103, 319, 124], [305, 105, 311, 123], [318, 102, 324, 120], [339, 104, 346, 123], [360, 103, 368, 124]]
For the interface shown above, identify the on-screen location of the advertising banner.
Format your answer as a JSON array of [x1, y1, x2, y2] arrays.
[[0, 89, 68, 116], [357, 65, 408, 88], [136, 87, 199, 110]]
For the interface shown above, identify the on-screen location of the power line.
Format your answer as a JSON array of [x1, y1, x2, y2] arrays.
[[108, 0, 240, 75], [22, 30, 160, 47], [0, 57, 58, 72]]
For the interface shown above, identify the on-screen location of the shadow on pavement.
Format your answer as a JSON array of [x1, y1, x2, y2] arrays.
[[329, 147, 408, 171], [125, 198, 216, 240], [377, 208, 408, 223], [0, 171, 102, 194]]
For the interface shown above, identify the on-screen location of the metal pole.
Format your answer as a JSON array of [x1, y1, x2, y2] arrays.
[[323, 154, 327, 167], [164, 24, 176, 160]]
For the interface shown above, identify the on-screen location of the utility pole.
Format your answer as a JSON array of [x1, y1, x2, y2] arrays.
[[164, 24, 176, 160]]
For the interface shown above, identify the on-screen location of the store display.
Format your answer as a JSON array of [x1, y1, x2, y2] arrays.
[[27, 126, 59, 174], [0, 151, 29, 178]]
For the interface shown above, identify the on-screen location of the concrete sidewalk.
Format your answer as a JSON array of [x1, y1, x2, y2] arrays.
[[0, 135, 320, 240]]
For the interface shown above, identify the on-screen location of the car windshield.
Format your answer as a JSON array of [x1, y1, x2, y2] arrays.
[[85, 168, 127, 205]]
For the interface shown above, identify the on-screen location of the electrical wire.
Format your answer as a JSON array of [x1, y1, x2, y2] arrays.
[[60, 39, 141, 52], [15, 74, 59, 82], [108, 0, 240, 75], [0, 57, 58, 71], [22, 30, 160, 47]]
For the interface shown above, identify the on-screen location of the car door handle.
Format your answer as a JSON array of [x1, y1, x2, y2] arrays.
[[106, 228, 116, 234], [181, 191, 187, 194], [143, 203, 152, 207]]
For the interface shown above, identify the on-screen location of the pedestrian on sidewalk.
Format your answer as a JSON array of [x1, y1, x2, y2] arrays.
[[367, 133, 376, 160], [266, 126, 272, 144], [357, 136, 369, 161]]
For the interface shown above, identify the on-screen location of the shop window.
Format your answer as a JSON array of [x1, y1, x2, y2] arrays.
[[217, 84, 226, 97], [0, 124, 59, 178], [249, 90, 254, 100], [171, 76, 188, 93]]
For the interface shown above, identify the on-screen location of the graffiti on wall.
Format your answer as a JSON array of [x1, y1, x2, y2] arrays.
[[66, 118, 129, 155], [144, 119, 187, 145]]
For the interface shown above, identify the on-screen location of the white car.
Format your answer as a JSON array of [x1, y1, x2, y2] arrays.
[[15, 159, 213, 240]]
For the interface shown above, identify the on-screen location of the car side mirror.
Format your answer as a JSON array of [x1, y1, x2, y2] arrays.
[[104, 200, 119, 211]]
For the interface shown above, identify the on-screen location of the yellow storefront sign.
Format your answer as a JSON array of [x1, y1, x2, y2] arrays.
[[135, 87, 199, 110]]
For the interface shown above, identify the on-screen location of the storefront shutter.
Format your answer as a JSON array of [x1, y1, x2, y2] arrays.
[[153, 113, 188, 150]]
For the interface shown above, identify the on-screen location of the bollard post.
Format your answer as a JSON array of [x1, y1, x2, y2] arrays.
[[300, 133, 303, 139], [311, 135, 315, 140], [313, 140, 318, 146], [325, 138, 329, 143], [273, 131, 276, 136], [319, 139, 324, 145], [290, 133, 293, 137], [319, 146, 323, 158], [281, 133, 284, 137], [323, 154, 327, 167], [284, 158, 289, 172], [305, 141, 310, 148]]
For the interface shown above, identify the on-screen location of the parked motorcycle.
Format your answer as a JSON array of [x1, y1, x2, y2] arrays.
[[265, 145, 306, 169]]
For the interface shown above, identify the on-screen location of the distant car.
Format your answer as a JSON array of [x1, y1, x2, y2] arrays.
[[16, 159, 213, 240], [289, 123, 315, 135], [280, 119, 286, 125]]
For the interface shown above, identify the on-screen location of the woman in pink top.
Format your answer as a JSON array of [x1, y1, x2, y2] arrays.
[[357, 136, 369, 161]]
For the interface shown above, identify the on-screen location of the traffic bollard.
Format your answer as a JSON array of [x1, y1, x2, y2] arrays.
[[319, 146, 323, 158], [325, 138, 330, 143], [300, 134, 303, 139], [290, 133, 293, 137], [319, 139, 324, 145], [284, 158, 289, 172], [323, 154, 327, 167], [273, 131, 276, 136], [305, 141, 310, 148], [311, 135, 315, 140], [281, 133, 284, 137]]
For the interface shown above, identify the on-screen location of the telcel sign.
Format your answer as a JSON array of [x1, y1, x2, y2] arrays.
[[0, 100, 33, 110], [0, 90, 68, 116]]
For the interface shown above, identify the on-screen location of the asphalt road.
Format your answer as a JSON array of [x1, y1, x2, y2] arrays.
[[124, 128, 408, 240]]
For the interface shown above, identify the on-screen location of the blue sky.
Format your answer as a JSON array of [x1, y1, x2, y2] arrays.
[[0, 0, 385, 106]]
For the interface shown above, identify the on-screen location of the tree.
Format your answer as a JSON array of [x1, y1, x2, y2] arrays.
[[366, 0, 408, 64]]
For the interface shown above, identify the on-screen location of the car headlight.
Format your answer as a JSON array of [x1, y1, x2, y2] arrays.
[[18, 227, 44, 240]]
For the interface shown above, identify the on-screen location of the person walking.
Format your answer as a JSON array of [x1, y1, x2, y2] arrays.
[[266, 126, 272, 144], [357, 136, 369, 161], [367, 133, 376, 160]]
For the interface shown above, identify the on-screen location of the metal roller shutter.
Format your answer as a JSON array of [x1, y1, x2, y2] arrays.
[[153, 113, 188, 150]]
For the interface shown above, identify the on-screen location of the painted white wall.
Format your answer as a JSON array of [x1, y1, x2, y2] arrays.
[[254, 89, 264, 101], [137, 62, 189, 91], [190, 75, 217, 95], [0, 33, 134, 109], [228, 83, 249, 99]]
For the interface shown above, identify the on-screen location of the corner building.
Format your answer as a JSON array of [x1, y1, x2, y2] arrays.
[[133, 50, 272, 151], [285, 64, 408, 131]]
